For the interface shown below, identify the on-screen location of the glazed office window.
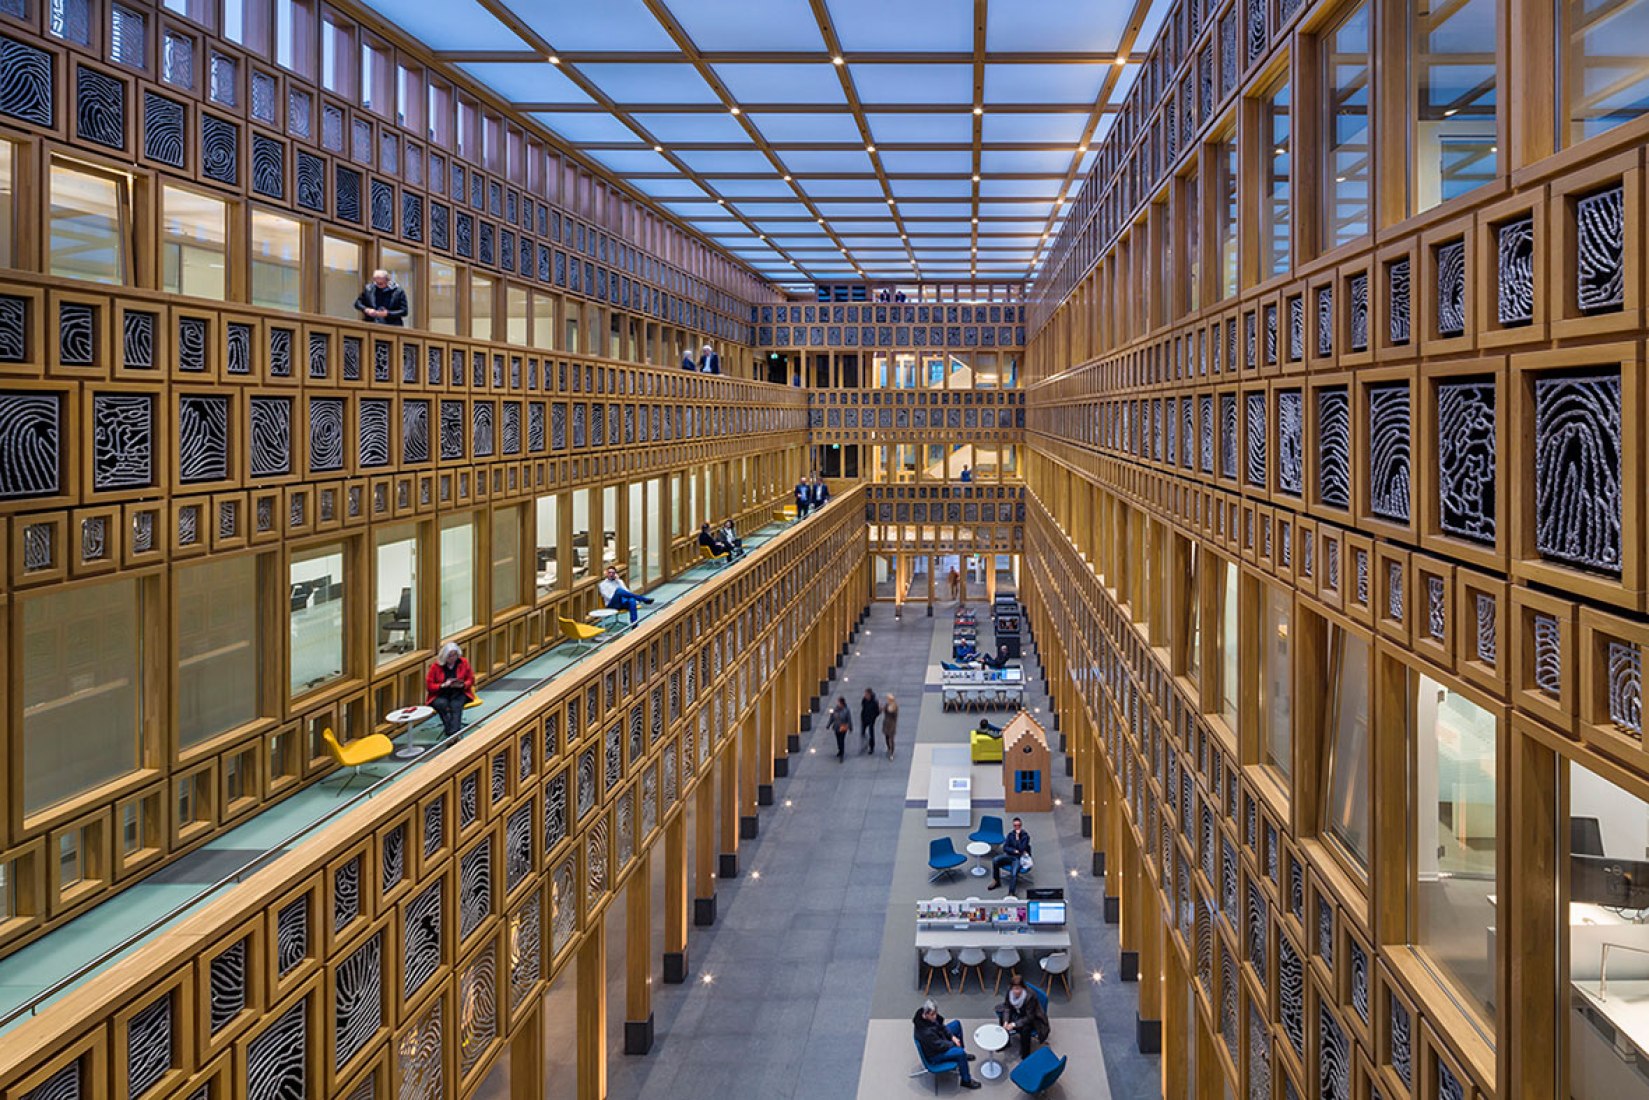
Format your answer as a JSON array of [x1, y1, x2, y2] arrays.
[[1560, 0, 1649, 145], [1322, 626, 1371, 869], [321, 233, 363, 319], [439, 515, 476, 637], [491, 506, 522, 615], [396, 63, 425, 135], [563, 307, 580, 353], [470, 273, 495, 340], [531, 293, 556, 351], [645, 477, 664, 585], [602, 485, 620, 572], [1259, 585, 1293, 783], [1181, 170, 1202, 313], [569, 488, 592, 582], [1261, 81, 1292, 278], [974, 353, 999, 388], [624, 482, 645, 580], [1185, 543, 1202, 686], [379, 245, 418, 327], [319, 13, 354, 98], [21, 578, 142, 815], [360, 35, 390, 115], [1214, 134, 1239, 300], [177, 555, 261, 748], [1410, 673, 1498, 1031], [506, 285, 529, 346], [0, 141, 15, 268], [893, 353, 918, 389], [49, 159, 131, 285], [250, 208, 304, 311], [289, 543, 345, 697], [872, 353, 890, 387], [1410, 0, 1499, 210], [534, 495, 560, 597], [374, 523, 419, 666], [1218, 559, 1240, 733], [428, 259, 457, 334], [160, 185, 227, 299], [275, 0, 313, 77], [1001, 353, 1020, 388], [1323, 2, 1373, 249], [923, 353, 946, 389]]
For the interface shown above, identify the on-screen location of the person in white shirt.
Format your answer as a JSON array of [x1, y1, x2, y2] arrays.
[[719, 518, 744, 559], [598, 566, 654, 624]]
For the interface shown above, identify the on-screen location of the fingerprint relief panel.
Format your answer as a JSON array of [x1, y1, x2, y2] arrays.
[[1534, 371, 1622, 575]]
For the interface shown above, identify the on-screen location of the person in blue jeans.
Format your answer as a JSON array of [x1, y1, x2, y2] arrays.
[[913, 1001, 981, 1089], [598, 566, 654, 624], [989, 818, 1032, 893]]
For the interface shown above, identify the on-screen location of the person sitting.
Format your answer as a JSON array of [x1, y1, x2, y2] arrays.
[[354, 269, 408, 326], [912, 1001, 981, 1089], [598, 565, 654, 624], [719, 518, 745, 559], [425, 642, 476, 737], [980, 646, 1013, 670], [989, 817, 1032, 893], [697, 523, 733, 560], [995, 973, 1051, 1059]]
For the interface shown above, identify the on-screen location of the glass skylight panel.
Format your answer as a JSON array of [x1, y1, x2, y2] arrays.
[[673, 149, 778, 173], [666, 0, 825, 49], [715, 179, 804, 198], [866, 113, 975, 144], [749, 112, 864, 143], [878, 150, 975, 174], [851, 63, 975, 104], [577, 63, 721, 104], [977, 200, 1063, 217], [985, 0, 1131, 50], [981, 112, 1088, 143], [1107, 63, 1141, 105], [896, 201, 975, 217], [530, 112, 644, 144], [457, 62, 593, 104], [983, 63, 1109, 105], [630, 113, 753, 143], [714, 64, 848, 104], [585, 149, 679, 174], [625, 176, 710, 199], [889, 178, 975, 198], [1133, 0, 1176, 52], [506, 0, 678, 50], [360, 0, 526, 50], [815, 202, 905, 217], [778, 149, 877, 174], [825, 0, 974, 50], [981, 149, 1079, 174], [798, 179, 884, 199]]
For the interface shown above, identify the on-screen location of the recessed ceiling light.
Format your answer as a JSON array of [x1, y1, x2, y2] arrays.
[[653, 144, 663, 152], [832, 55, 845, 65], [886, 198, 895, 204], [716, 198, 725, 204], [971, 218, 978, 224], [972, 174, 980, 182], [866, 145, 876, 153], [817, 218, 825, 224], [1078, 144, 1088, 152], [1115, 55, 1128, 66], [548, 55, 561, 65], [973, 106, 983, 116], [730, 107, 741, 115], [782, 174, 792, 181]]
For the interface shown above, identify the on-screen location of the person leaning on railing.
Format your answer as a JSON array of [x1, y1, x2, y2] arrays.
[[354, 269, 408, 326]]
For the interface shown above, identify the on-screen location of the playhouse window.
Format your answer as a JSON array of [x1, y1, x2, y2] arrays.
[[1015, 770, 1041, 794]]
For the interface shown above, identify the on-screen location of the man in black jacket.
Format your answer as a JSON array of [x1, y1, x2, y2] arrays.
[[698, 344, 720, 374], [912, 1001, 981, 1089], [353, 270, 408, 326], [809, 476, 830, 512], [794, 476, 812, 518], [989, 818, 1032, 893]]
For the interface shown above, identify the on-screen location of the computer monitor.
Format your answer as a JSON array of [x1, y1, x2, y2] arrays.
[[1571, 853, 1649, 909], [1571, 816, 1606, 857], [1027, 901, 1066, 927]]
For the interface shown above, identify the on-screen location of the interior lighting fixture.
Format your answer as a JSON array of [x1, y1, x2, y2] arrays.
[[730, 106, 741, 115], [973, 106, 983, 115], [832, 55, 845, 65], [548, 55, 561, 64]]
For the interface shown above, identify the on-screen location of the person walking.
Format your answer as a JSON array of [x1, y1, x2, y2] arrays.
[[881, 693, 899, 760], [794, 475, 812, 518], [425, 642, 476, 737], [947, 567, 961, 602], [859, 688, 881, 756], [828, 696, 851, 760], [809, 476, 830, 512]]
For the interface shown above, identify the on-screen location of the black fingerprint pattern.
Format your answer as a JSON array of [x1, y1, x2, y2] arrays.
[[357, 398, 390, 468], [459, 837, 492, 941], [251, 134, 283, 198], [133, 511, 154, 552], [335, 165, 361, 223], [1426, 575, 1447, 640], [58, 303, 93, 366], [382, 824, 405, 895], [616, 792, 635, 870], [245, 998, 306, 1100], [1289, 861, 1304, 920], [122, 311, 154, 370], [458, 944, 498, 1077], [642, 769, 657, 835], [425, 346, 442, 385], [1277, 935, 1303, 1056], [431, 203, 449, 250], [76, 68, 124, 149], [307, 332, 329, 379], [505, 805, 533, 893], [479, 221, 494, 266], [1355, 550, 1369, 606], [1246, 881, 1269, 989], [1287, 296, 1304, 361], [1316, 387, 1351, 509], [1319, 1005, 1351, 1100], [460, 773, 479, 827], [501, 228, 515, 272], [604, 725, 622, 791], [455, 212, 473, 258], [1244, 392, 1266, 488], [248, 397, 291, 477], [473, 403, 495, 458], [1534, 372, 1621, 573], [1495, 216, 1535, 325], [333, 932, 381, 1070], [1197, 395, 1213, 474], [1219, 948, 1238, 1063], [221, 321, 248, 375], [539, 245, 552, 282], [93, 394, 153, 490], [1609, 641, 1641, 735], [1435, 380, 1496, 542], [1246, 0, 1267, 59], [333, 856, 360, 933], [251, 71, 276, 123], [528, 403, 545, 453], [275, 897, 307, 976], [401, 400, 429, 464], [1221, 838, 1238, 916], [403, 880, 441, 999], [126, 995, 172, 1099], [1, 34, 53, 127], [209, 940, 246, 1033], [80, 516, 106, 563], [1389, 997, 1413, 1084], [294, 150, 325, 211], [423, 797, 444, 859], [1318, 902, 1335, 963], [370, 180, 393, 234], [1472, 593, 1496, 666], [585, 817, 609, 906], [1317, 286, 1334, 356], [342, 336, 360, 382], [1347, 938, 1370, 1024], [663, 745, 678, 806], [399, 1000, 444, 1100], [201, 115, 238, 185], [440, 401, 465, 460], [491, 753, 508, 805], [1272, 389, 1303, 496], [402, 192, 423, 241], [267, 326, 292, 378], [0, 295, 24, 363], [1218, 394, 1237, 480], [0, 394, 60, 500], [510, 896, 541, 1012], [1436, 239, 1466, 337], [321, 103, 343, 152], [551, 853, 579, 954], [544, 773, 568, 851], [1367, 382, 1412, 522], [1388, 257, 1412, 344], [22, 1063, 80, 1100], [1247, 1003, 1271, 1100], [1577, 186, 1625, 313], [163, 31, 193, 89], [1438, 1062, 1465, 1100]]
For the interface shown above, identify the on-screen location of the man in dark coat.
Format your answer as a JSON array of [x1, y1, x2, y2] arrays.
[[354, 270, 408, 326], [809, 476, 830, 512], [794, 476, 812, 518], [698, 344, 720, 374], [912, 1002, 981, 1089], [989, 818, 1032, 893]]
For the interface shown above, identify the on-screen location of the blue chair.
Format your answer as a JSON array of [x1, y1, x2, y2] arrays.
[[1010, 1046, 1067, 1096], [969, 814, 1006, 849], [910, 1035, 960, 1093], [928, 837, 968, 883]]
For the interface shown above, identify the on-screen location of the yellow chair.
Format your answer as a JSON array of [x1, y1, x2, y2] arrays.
[[558, 616, 604, 654], [775, 505, 798, 523], [465, 695, 483, 710], [970, 729, 1004, 764], [699, 545, 731, 566], [321, 726, 395, 791]]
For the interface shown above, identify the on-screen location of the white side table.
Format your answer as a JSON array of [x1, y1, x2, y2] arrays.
[[588, 608, 625, 632], [385, 705, 435, 759], [973, 1023, 1009, 1081], [966, 840, 992, 877]]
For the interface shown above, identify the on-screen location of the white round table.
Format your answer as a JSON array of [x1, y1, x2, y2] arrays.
[[385, 705, 435, 759], [588, 608, 624, 631], [973, 1023, 1009, 1081], [966, 840, 992, 877]]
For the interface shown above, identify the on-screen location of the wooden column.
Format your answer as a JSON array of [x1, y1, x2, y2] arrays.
[[575, 919, 606, 1100], [1119, 825, 1142, 978], [663, 813, 689, 982], [1135, 888, 1164, 1053], [508, 999, 543, 1100], [1103, 779, 1124, 925], [693, 776, 717, 926], [739, 715, 760, 838], [756, 685, 777, 800], [1506, 722, 1559, 1093], [622, 849, 653, 1054], [717, 739, 740, 880], [1161, 935, 1190, 1098]]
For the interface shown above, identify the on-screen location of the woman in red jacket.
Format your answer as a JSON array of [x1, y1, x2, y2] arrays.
[[426, 642, 476, 737]]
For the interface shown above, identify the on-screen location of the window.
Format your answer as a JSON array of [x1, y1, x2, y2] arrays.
[[429, 259, 457, 334], [644, 477, 664, 585], [1258, 585, 1293, 784], [532, 293, 556, 350], [1214, 135, 1239, 299], [397, 63, 424, 133], [178, 555, 261, 747], [360, 35, 390, 113], [1218, 559, 1239, 733], [602, 485, 620, 571], [1181, 169, 1201, 313], [570, 488, 592, 581], [507, 285, 529, 346], [321, 232, 363, 319], [22, 579, 142, 814], [440, 515, 475, 637], [1186, 543, 1202, 685], [0, 141, 14, 268], [1322, 626, 1370, 868], [1323, 3, 1373, 249], [290, 543, 345, 697], [1261, 81, 1292, 278], [470, 273, 494, 340], [626, 482, 644, 580], [380, 245, 419, 327], [535, 495, 560, 597], [375, 523, 419, 664], [319, 13, 353, 97], [491, 506, 521, 615], [1410, 673, 1497, 1029], [161, 186, 228, 299], [250, 208, 304, 311], [1409, 0, 1498, 209], [276, 0, 312, 76], [1015, 770, 1042, 794], [50, 159, 131, 285], [1560, 0, 1649, 145]]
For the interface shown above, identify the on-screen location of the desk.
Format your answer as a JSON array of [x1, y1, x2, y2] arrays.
[[966, 841, 992, 877], [384, 705, 434, 759], [974, 1024, 1009, 1081], [913, 928, 1072, 988], [927, 747, 972, 828]]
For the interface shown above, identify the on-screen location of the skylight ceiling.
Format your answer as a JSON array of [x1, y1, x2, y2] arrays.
[[372, 0, 1167, 285]]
